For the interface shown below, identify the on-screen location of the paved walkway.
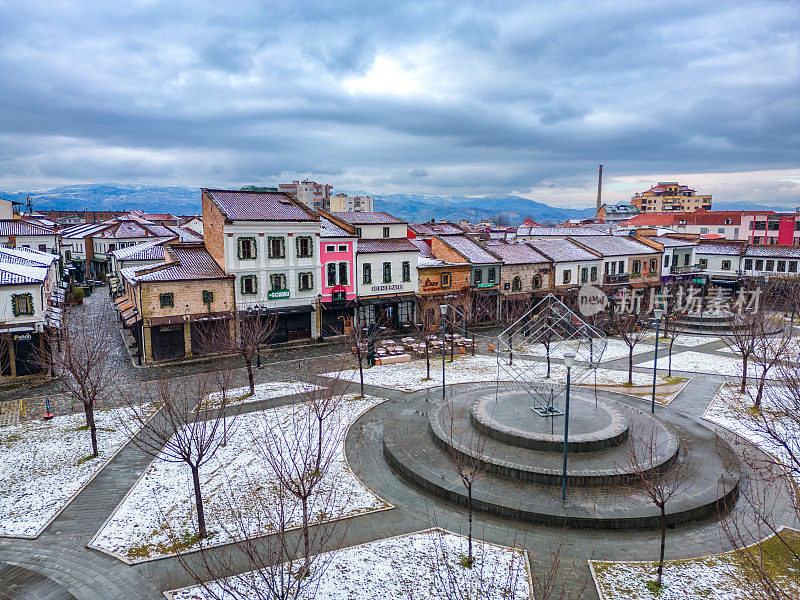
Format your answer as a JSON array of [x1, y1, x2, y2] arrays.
[[0, 319, 797, 599]]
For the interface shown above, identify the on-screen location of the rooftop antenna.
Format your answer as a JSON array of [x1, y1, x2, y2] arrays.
[[596, 164, 603, 213], [25, 195, 33, 215]]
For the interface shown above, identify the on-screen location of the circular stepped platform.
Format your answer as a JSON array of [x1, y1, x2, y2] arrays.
[[470, 391, 629, 452], [379, 386, 740, 530], [432, 392, 676, 487]]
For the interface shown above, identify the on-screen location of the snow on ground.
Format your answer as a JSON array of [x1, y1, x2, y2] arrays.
[[167, 528, 532, 600], [652, 334, 721, 348], [324, 355, 676, 392], [703, 383, 799, 483], [654, 351, 744, 376], [519, 338, 635, 362], [199, 380, 324, 410], [592, 554, 746, 600], [90, 395, 389, 562], [0, 406, 151, 538], [591, 530, 800, 600]]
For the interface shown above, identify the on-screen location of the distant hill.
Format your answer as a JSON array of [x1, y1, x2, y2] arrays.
[[371, 193, 596, 224], [0, 184, 200, 214], [1, 183, 789, 224]]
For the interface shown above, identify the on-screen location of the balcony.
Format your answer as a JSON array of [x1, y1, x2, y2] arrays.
[[605, 273, 630, 284], [670, 264, 705, 274]]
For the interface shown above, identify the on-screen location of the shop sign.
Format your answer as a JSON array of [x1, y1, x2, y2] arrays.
[[14, 333, 32, 341], [422, 277, 441, 292], [267, 289, 290, 300], [477, 283, 495, 289], [370, 284, 405, 292]]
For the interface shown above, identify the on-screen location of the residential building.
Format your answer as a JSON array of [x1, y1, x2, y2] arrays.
[[0, 220, 59, 255], [41, 210, 128, 224], [617, 210, 753, 240], [631, 182, 712, 213], [109, 238, 171, 275], [118, 244, 235, 363], [740, 245, 800, 279], [202, 188, 321, 342], [90, 216, 180, 275], [596, 203, 641, 223], [527, 239, 603, 299], [411, 238, 472, 326], [740, 212, 800, 245], [431, 235, 503, 323], [569, 236, 661, 289], [483, 240, 552, 315], [645, 236, 698, 281], [355, 238, 419, 328], [0, 199, 16, 219], [329, 193, 374, 213], [278, 180, 334, 211], [0, 246, 60, 378], [318, 216, 357, 336], [693, 242, 744, 283]]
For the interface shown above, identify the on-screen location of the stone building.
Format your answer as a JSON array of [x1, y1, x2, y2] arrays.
[[119, 244, 235, 363]]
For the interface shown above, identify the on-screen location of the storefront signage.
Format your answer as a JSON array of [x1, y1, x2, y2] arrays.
[[477, 283, 495, 289], [332, 285, 347, 301], [267, 289, 290, 300], [14, 333, 32, 341], [370, 284, 405, 292], [422, 277, 441, 292]]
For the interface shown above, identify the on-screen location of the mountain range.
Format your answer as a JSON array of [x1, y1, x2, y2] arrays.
[[0, 183, 787, 225]]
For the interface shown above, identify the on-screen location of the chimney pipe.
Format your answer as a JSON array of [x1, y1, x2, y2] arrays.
[[596, 164, 603, 213]]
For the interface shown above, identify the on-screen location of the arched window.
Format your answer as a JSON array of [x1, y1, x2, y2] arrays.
[[532, 274, 542, 289], [511, 276, 522, 292]]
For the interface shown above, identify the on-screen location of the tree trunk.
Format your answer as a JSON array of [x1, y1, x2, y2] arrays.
[[191, 465, 207, 539], [545, 345, 551, 378], [301, 495, 311, 571], [658, 504, 667, 588], [628, 348, 634, 385], [467, 484, 474, 567], [740, 355, 748, 394], [668, 340, 675, 377], [425, 344, 430, 379], [358, 358, 365, 397], [246, 358, 255, 395], [83, 402, 99, 457], [755, 367, 768, 408]]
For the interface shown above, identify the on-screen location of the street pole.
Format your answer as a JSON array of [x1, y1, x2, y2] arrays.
[[651, 308, 663, 413], [440, 304, 447, 401], [561, 352, 575, 502]]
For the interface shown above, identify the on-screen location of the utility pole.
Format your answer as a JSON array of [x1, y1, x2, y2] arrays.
[[596, 164, 603, 214]]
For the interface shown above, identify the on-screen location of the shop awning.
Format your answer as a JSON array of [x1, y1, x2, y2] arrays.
[[357, 293, 416, 306], [189, 311, 232, 322], [321, 299, 357, 309], [123, 313, 143, 326]]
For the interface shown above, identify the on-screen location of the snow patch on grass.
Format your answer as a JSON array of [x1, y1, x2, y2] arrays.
[[90, 395, 389, 562], [0, 406, 152, 538], [654, 351, 744, 376], [167, 528, 532, 600], [199, 380, 324, 410]]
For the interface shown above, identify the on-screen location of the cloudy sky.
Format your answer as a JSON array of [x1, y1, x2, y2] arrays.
[[1, 0, 798, 208]]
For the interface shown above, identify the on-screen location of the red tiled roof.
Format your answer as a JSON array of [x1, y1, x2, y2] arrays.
[[203, 189, 318, 222], [620, 210, 770, 227]]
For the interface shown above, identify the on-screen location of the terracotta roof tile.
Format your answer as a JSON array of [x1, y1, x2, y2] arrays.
[[204, 189, 318, 222]]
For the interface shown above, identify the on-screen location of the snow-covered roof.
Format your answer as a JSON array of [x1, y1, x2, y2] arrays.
[[438, 235, 500, 264], [572, 235, 659, 257], [528, 239, 600, 263], [694, 243, 742, 256], [516, 226, 606, 237]]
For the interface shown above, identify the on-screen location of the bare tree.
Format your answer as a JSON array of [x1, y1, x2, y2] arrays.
[[123, 374, 234, 540], [659, 282, 690, 378], [440, 396, 491, 567], [750, 322, 793, 408], [343, 311, 384, 397], [255, 383, 347, 577], [49, 306, 120, 457], [718, 359, 800, 600], [198, 311, 277, 396], [611, 313, 651, 385], [175, 472, 343, 600], [409, 306, 440, 381], [623, 425, 694, 589]]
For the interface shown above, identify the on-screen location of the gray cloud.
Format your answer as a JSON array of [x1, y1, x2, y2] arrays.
[[0, 0, 797, 207]]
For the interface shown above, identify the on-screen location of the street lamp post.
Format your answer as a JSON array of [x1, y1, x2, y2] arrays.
[[440, 304, 448, 401], [651, 308, 663, 413], [561, 351, 575, 502]]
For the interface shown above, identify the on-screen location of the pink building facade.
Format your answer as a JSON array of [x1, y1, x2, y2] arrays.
[[741, 213, 800, 246], [318, 217, 357, 336]]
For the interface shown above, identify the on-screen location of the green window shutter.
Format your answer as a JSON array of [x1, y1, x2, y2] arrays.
[[11, 293, 34, 317], [159, 293, 174, 308]]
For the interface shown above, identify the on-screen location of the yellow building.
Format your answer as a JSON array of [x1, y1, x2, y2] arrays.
[[631, 182, 711, 213]]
